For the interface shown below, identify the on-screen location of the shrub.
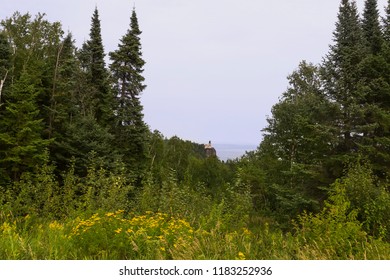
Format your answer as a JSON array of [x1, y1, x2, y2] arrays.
[[293, 173, 390, 259]]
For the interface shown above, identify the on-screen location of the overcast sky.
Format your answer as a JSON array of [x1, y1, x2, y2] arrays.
[[1, 0, 388, 145]]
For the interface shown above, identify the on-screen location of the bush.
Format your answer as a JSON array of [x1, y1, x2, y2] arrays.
[[293, 172, 390, 259]]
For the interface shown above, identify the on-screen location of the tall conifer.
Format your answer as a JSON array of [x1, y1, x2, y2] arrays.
[[109, 8, 149, 172], [322, 0, 366, 168], [85, 7, 114, 126], [359, 0, 390, 177], [362, 0, 383, 54]]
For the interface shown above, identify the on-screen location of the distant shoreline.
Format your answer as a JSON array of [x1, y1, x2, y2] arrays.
[[212, 143, 257, 161]]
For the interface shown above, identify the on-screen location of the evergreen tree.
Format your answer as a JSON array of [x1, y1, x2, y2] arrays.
[[84, 7, 114, 126], [52, 33, 119, 173], [50, 8, 119, 173], [109, 8, 149, 173], [357, 0, 390, 178], [0, 71, 50, 182], [47, 33, 76, 139], [48, 33, 90, 170], [362, 0, 383, 54], [321, 0, 367, 175]]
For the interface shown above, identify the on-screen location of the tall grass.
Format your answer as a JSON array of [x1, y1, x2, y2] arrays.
[[1, 209, 389, 260]]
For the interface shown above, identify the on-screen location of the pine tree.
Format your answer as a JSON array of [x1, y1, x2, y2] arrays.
[[0, 71, 50, 182], [51, 33, 119, 173], [48, 33, 87, 169], [362, 0, 383, 54], [358, 0, 390, 178], [84, 7, 114, 126], [109, 8, 149, 172], [324, 0, 365, 100], [321, 0, 367, 172], [50, 8, 119, 173]]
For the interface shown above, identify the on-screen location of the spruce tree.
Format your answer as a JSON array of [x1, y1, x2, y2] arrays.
[[322, 0, 366, 173], [109, 8, 149, 172], [84, 7, 114, 126], [359, 0, 390, 178], [0, 71, 50, 182], [362, 0, 383, 54], [52, 33, 119, 173], [49, 33, 88, 170], [51, 8, 119, 173]]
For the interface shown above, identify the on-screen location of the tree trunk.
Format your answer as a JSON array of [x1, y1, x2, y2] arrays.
[[0, 70, 9, 104]]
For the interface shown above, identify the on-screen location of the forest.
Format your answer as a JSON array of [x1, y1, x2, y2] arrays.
[[0, 0, 390, 260]]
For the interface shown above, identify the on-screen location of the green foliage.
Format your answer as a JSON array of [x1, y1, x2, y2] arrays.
[[321, 0, 368, 174], [136, 169, 213, 225], [202, 179, 252, 232], [186, 155, 232, 191], [362, 0, 383, 54], [1, 206, 388, 260], [294, 184, 367, 259], [244, 0, 390, 231], [290, 160, 390, 259], [82, 8, 114, 126], [109, 9, 149, 173], [1, 151, 133, 219], [56, 115, 119, 175], [6, 150, 60, 218], [0, 71, 51, 181], [78, 155, 134, 214], [255, 62, 335, 222], [68, 211, 194, 259], [337, 161, 390, 240]]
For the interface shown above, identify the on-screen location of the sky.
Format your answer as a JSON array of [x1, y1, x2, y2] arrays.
[[1, 0, 388, 146]]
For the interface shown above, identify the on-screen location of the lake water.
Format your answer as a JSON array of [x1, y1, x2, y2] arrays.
[[213, 143, 257, 161]]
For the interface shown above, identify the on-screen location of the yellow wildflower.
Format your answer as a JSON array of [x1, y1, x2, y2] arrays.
[[114, 228, 122, 234], [157, 235, 164, 240], [242, 227, 252, 236], [49, 221, 63, 231], [238, 252, 246, 260], [1, 222, 12, 232]]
